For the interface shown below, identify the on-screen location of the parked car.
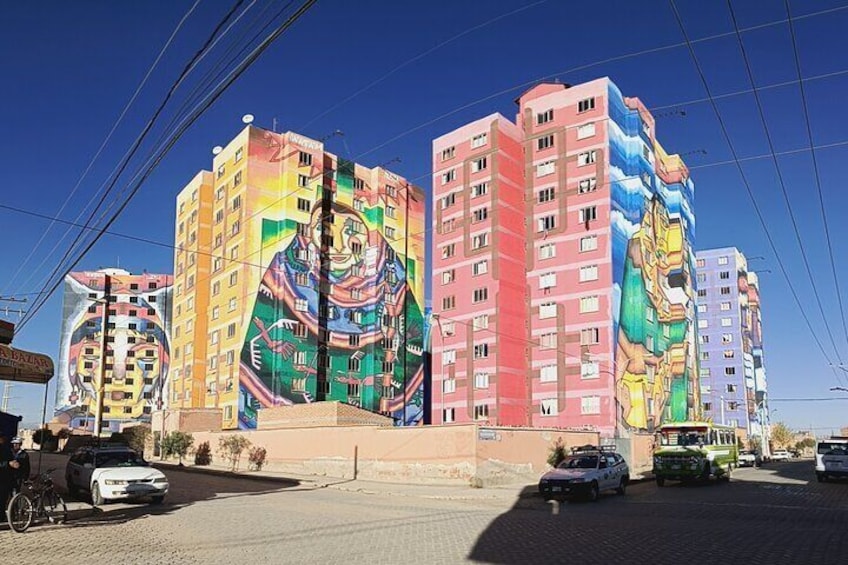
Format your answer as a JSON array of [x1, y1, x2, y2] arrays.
[[65, 445, 168, 505], [538, 445, 629, 502], [815, 437, 848, 482], [771, 450, 791, 461], [738, 450, 757, 467]]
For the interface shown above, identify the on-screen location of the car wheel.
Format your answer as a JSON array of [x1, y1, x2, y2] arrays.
[[150, 495, 165, 505], [91, 482, 105, 507], [587, 482, 599, 502], [656, 477, 665, 487], [616, 477, 627, 495]]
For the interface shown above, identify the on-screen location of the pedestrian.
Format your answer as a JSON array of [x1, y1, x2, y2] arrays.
[[0, 434, 22, 517], [9, 437, 29, 492]]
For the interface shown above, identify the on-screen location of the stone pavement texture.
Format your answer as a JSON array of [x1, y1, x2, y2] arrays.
[[4, 455, 847, 565]]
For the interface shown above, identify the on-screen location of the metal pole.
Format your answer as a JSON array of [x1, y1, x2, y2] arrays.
[[37, 378, 50, 474], [94, 274, 110, 438], [720, 395, 726, 426], [402, 182, 410, 427]]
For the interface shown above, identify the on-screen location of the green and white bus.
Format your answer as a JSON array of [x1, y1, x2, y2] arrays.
[[653, 421, 738, 486]]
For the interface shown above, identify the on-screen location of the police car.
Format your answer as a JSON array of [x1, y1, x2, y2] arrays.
[[538, 445, 630, 502]]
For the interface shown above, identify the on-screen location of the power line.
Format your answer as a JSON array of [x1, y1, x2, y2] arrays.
[[16, 0, 318, 334], [725, 0, 844, 364], [784, 0, 848, 355], [3, 0, 204, 297], [668, 0, 835, 371]]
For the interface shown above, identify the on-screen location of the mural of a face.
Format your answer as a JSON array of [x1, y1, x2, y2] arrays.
[[616, 197, 694, 432], [310, 206, 365, 274]]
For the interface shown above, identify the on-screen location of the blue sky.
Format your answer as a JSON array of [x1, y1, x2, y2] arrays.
[[2, 0, 847, 433]]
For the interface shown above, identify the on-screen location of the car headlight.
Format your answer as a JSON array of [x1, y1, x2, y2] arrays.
[[154, 477, 169, 484], [653, 456, 662, 465], [104, 479, 128, 486], [571, 477, 589, 483]]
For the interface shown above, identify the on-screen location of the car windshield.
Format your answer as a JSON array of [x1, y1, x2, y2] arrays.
[[817, 443, 848, 456], [558, 455, 598, 469], [95, 451, 147, 468], [659, 429, 708, 447]]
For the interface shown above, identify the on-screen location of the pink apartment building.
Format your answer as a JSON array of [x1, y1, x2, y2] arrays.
[[432, 78, 699, 438]]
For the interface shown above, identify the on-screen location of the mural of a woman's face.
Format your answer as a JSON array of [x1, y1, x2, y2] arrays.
[[310, 206, 366, 273]]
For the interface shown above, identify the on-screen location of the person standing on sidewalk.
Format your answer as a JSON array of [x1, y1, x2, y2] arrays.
[[9, 437, 29, 491], [0, 434, 22, 517]]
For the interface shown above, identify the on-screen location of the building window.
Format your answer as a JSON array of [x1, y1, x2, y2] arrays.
[[538, 215, 556, 232], [385, 226, 396, 239], [578, 97, 596, 113], [720, 271, 730, 280], [699, 335, 710, 344], [726, 384, 737, 393], [701, 351, 710, 361], [473, 208, 488, 223], [472, 233, 488, 249], [580, 235, 598, 253], [581, 395, 601, 415], [299, 151, 312, 166], [720, 287, 731, 295], [579, 295, 599, 313], [540, 364, 557, 383], [471, 157, 488, 172], [229, 272, 238, 286], [472, 287, 488, 303], [579, 206, 597, 223], [720, 302, 732, 311], [577, 123, 596, 140], [537, 134, 554, 151], [540, 398, 558, 416], [698, 289, 707, 297], [441, 244, 456, 259], [536, 160, 555, 177], [578, 177, 597, 193], [722, 333, 733, 343], [718, 256, 729, 265], [297, 198, 310, 212], [441, 146, 455, 161], [472, 182, 489, 198], [442, 296, 456, 310], [580, 327, 600, 345], [539, 243, 556, 260], [536, 109, 554, 125], [235, 147, 243, 162], [441, 192, 456, 209], [442, 349, 456, 365], [441, 170, 456, 185], [579, 265, 599, 282], [441, 270, 455, 285], [474, 372, 490, 389], [539, 302, 557, 319], [443, 408, 456, 422], [474, 404, 489, 420], [698, 319, 709, 329], [538, 187, 555, 203], [581, 361, 600, 380], [696, 258, 706, 268], [539, 332, 557, 350], [471, 132, 488, 148], [703, 402, 713, 412], [577, 150, 597, 167], [472, 314, 489, 330], [231, 221, 240, 235], [472, 260, 488, 276], [298, 174, 309, 188], [721, 317, 732, 327], [723, 350, 735, 359], [697, 304, 707, 313], [295, 298, 308, 312], [725, 367, 736, 376], [539, 272, 556, 289]]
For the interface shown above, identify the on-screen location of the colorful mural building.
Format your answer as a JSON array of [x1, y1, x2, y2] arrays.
[[55, 269, 173, 432], [431, 78, 699, 437], [172, 125, 426, 430], [695, 247, 771, 444]]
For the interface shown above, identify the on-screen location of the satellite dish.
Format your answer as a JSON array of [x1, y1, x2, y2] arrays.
[[242, 114, 255, 125], [212, 146, 223, 155]]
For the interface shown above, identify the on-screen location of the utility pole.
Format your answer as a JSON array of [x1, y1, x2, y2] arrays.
[[1, 382, 11, 412], [93, 274, 111, 438]]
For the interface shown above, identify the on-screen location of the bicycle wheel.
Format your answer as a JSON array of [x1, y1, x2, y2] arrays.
[[42, 491, 68, 524], [6, 493, 33, 533]]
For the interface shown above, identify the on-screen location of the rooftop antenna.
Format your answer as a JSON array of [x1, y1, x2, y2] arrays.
[[242, 114, 255, 125]]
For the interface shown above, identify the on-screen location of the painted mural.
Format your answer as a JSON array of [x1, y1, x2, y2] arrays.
[[236, 130, 426, 429], [609, 82, 699, 434], [55, 271, 172, 432]]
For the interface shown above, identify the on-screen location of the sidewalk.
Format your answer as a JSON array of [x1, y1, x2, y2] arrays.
[[152, 459, 537, 503]]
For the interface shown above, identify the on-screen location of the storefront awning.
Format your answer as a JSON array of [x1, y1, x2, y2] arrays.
[[0, 343, 54, 385]]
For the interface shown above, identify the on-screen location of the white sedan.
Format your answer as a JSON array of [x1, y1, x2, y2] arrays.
[[771, 450, 791, 461], [66, 445, 169, 505]]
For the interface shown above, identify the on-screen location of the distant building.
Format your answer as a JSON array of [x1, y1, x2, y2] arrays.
[[172, 126, 426, 430], [431, 78, 699, 437], [695, 248, 770, 443], [55, 269, 173, 432]]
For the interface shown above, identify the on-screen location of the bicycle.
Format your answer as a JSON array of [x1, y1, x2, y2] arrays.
[[5, 468, 68, 533]]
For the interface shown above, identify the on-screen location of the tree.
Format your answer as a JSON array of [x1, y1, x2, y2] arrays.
[[547, 437, 567, 468], [122, 425, 152, 455], [218, 434, 252, 472], [161, 431, 194, 465], [794, 437, 815, 452], [32, 428, 54, 447], [770, 422, 793, 449], [747, 437, 762, 453]]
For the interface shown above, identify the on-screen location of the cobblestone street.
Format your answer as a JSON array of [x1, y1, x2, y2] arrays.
[[4, 455, 846, 564]]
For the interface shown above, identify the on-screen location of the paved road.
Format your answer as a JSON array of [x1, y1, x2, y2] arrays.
[[3, 455, 846, 564]]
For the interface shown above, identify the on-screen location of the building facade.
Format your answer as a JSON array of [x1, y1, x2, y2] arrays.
[[172, 126, 426, 430], [432, 78, 699, 437], [55, 269, 173, 432], [696, 247, 770, 440]]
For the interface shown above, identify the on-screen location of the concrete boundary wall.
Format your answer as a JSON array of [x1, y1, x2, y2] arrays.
[[181, 423, 602, 486]]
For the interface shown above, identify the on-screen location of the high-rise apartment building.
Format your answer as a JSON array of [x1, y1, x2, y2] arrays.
[[695, 247, 770, 440], [432, 78, 699, 437], [173, 125, 426, 430], [55, 269, 173, 433]]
